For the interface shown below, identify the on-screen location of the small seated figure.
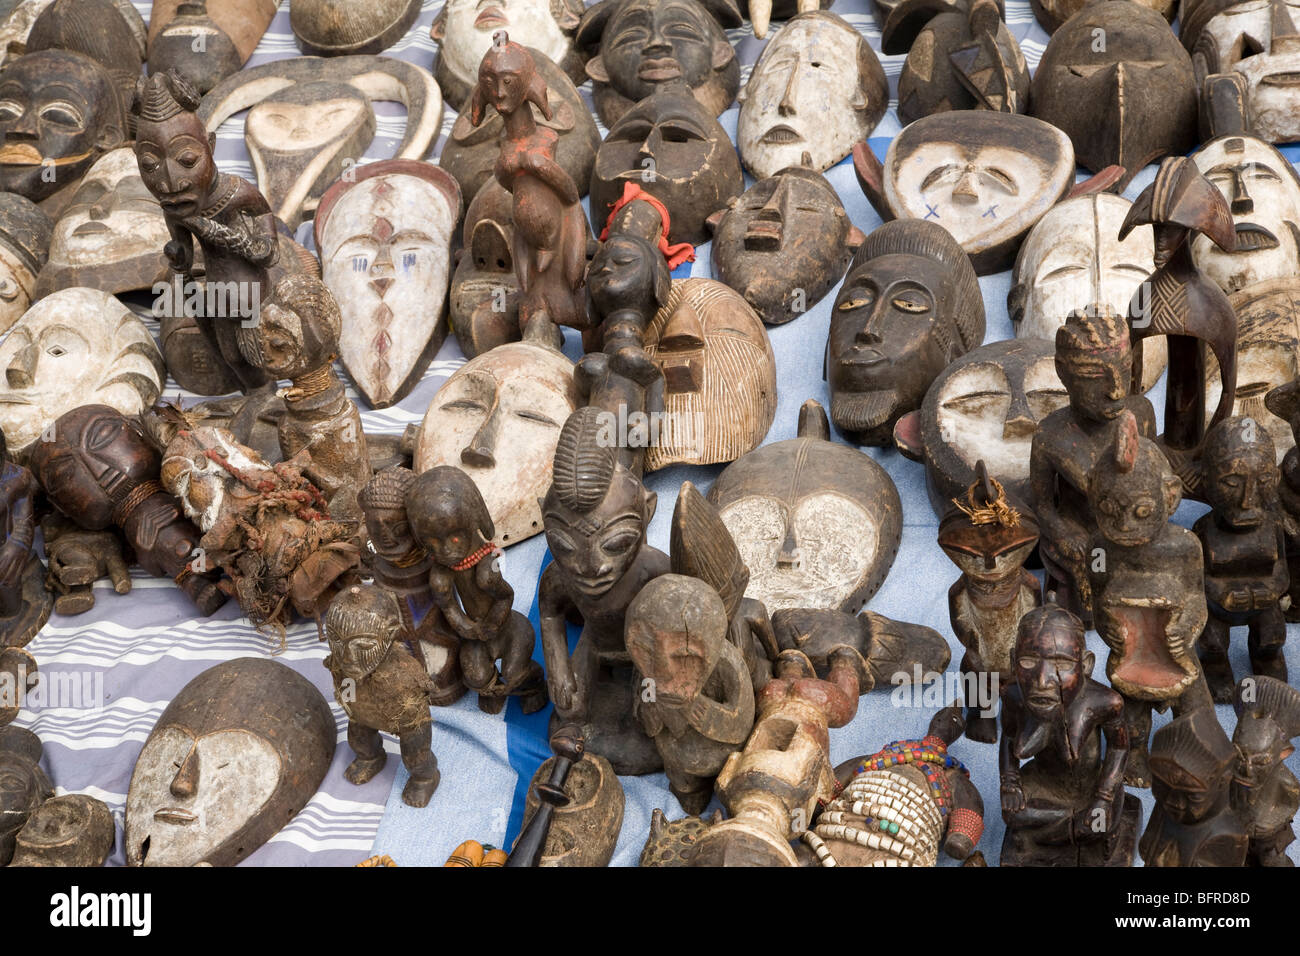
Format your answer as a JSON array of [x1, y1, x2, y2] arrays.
[[805, 703, 984, 867], [540, 406, 670, 774], [407, 465, 546, 715], [1086, 409, 1211, 788], [938, 462, 1041, 743], [1194, 417, 1289, 702], [626, 574, 755, 814], [236, 274, 370, 519], [358, 467, 463, 705], [1230, 676, 1300, 867], [1140, 707, 1248, 867], [41, 514, 131, 617], [324, 584, 441, 807], [999, 604, 1139, 866], [0, 425, 50, 646]]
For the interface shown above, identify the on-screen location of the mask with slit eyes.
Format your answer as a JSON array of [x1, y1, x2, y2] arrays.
[[0, 49, 126, 207], [590, 81, 743, 247], [124, 657, 335, 867], [736, 10, 887, 180], [1191, 134, 1300, 294], [35, 147, 169, 298], [0, 287, 164, 457], [316, 161, 460, 409], [1011, 193, 1164, 392], [706, 401, 902, 613], [1197, 0, 1300, 144], [414, 335, 578, 546], [577, 0, 741, 126]]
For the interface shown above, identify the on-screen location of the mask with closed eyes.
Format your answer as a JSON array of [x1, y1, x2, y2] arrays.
[[1196, 0, 1300, 144], [706, 401, 902, 614], [1010, 192, 1165, 391], [736, 10, 887, 181], [125, 657, 335, 867], [1191, 134, 1300, 294], [316, 160, 461, 409], [414, 331, 578, 546], [34, 147, 169, 298]]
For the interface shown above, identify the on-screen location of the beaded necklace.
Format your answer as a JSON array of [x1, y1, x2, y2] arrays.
[[840, 736, 968, 818]]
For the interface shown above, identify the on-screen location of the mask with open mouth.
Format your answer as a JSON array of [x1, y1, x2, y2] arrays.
[[1196, 0, 1300, 144], [1192, 134, 1300, 294], [591, 80, 743, 247], [576, 0, 741, 126], [736, 10, 887, 180], [432, 0, 584, 110], [0, 49, 126, 210], [125, 657, 335, 867]]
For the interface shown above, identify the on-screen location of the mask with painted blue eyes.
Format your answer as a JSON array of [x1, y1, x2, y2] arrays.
[[316, 160, 461, 409]]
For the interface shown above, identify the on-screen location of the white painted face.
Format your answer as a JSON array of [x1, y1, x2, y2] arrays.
[[1192, 136, 1300, 294], [320, 173, 456, 406], [886, 135, 1068, 257], [125, 725, 280, 867], [414, 341, 576, 546], [0, 243, 34, 336], [737, 17, 872, 179], [1014, 193, 1164, 390], [935, 357, 1068, 481], [718, 492, 877, 611], [48, 148, 168, 269], [1202, 0, 1300, 142], [0, 288, 163, 453], [161, 430, 265, 533], [438, 0, 570, 91], [246, 98, 367, 152]]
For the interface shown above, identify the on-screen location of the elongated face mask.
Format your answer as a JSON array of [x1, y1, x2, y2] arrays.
[[1198, 0, 1300, 143], [435, 0, 576, 107]]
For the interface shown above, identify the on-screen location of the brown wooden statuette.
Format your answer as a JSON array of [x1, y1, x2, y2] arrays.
[[1029, 307, 1157, 626], [0, 725, 53, 865], [804, 703, 984, 866], [407, 465, 547, 716], [31, 405, 226, 616], [8, 793, 115, 867], [999, 604, 1139, 866], [1121, 156, 1238, 498], [41, 514, 130, 617], [1264, 379, 1300, 621], [469, 33, 590, 341], [1231, 675, 1300, 866], [540, 405, 669, 775], [626, 574, 755, 813], [0, 425, 48, 648], [1194, 417, 1289, 703], [1140, 707, 1247, 866], [939, 462, 1041, 743], [1086, 410, 1213, 789], [325, 584, 441, 808]]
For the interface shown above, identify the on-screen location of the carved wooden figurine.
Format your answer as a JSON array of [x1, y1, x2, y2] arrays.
[[938, 463, 1041, 743], [469, 33, 590, 339], [828, 218, 986, 446], [325, 584, 441, 807], [626, 574, 756, 813], [804, 703, 985, 866], [690, 646, 870, 866], [359, 467, 464, 705], [235, 274, 370, 518], [0, 192, 51, 337], [1029, 307, 1157, 625], [736, 11, 887, 181], [1087, 411, 1212, 788], [125, 657, 335, 866], [1140, 707, 1247, 866], [7, 792, 116, 867], [575, 0, 741, 126], [1194, 416, 1288, 701], [999, 604, 1139, 866], [41, 514, 130, 617], [407, 466, 547, 715], [540, 406, 670, 774], [898, 0, 1030, 123], [0, 646, 35, 727], [1121, 155, 1238, 495], [0, 726, 53, 865], [1231, 675, 1300, 866], [31, 405, 226, 615], [0, 424, 47, 648], [1265, 379, 1300, 619], [133, 69, 275, 395]]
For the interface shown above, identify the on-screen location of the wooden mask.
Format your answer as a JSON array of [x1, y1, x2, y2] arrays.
[[125, 657, 335, 867], [449, 181, 520, 358], [0, 192, 50, 337], [706, 400, 902, 613], [147, 0, 278, 94], [736, 11, 887, 180], [291, 0, 423, 56], [0, 726, 53, 865], [1196, 0, 1300, 144], [315, 159, 461, 408]]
